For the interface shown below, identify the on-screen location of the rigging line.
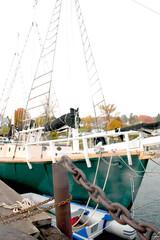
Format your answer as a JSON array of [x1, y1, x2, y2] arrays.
[[34, 24, 52, 76], [48, 24, 59, 33], [72, 154, 102, 228], [101, 153, 113, 191], [19, 66, 27, 107], [35, 22, 61, 117], [130, 177, 135, 218], [101, 156, 119, 166], [43, 41, 56, 50], [74, 0, 108, 128], [114, 150, 145, 176], [0, 53, 17, 114], [138, 159, 160, 176], [73, 153, 113, 230], [130, 0, 160, 16], [46, 32, 58, 41], [1, 23, 34, 117], [132, 198, 160, 211], [155, 146, 160, 160], [66, 0, 72, 109], [150, 158, 160, 167], [137, 156, 148, 176], [25, 0, 62, 123], [33, 0, 38, 24]]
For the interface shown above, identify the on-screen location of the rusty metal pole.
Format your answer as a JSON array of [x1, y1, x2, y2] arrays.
[[52, 162, 72, 239]]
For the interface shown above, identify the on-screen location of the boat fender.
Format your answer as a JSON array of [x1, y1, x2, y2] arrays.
[[102, 213, 113, 230]]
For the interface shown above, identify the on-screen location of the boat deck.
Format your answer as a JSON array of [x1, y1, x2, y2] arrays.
[[0, 150, 156, 163]]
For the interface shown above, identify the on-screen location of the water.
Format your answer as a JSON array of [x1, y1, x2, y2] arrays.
[[133, 158, 160, 238], [96, 158, 160, 240]]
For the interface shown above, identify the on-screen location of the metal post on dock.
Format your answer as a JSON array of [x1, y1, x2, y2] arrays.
[[52, 162, 72, 239]]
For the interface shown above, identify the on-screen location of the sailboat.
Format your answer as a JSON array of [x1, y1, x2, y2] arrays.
[[0, 0, 160, 214]]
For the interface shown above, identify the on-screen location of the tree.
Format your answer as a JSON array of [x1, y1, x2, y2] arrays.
[[14, 108, 31, 128], [82, 115, 93, 124], [129, 113, 139, 125], [14, 108, 25, 127], [100, 104, 117, 123], [99, 103, 120, 130], [139, 115, 154, 123], [156, 114, 160, 122], [109, 119, 121, 130], [121, 114, 128, 123], [81, 115, 94, 132], [0, 126, 10, 135], [36, 97, 56, 127], [36, 116, 46, 127]]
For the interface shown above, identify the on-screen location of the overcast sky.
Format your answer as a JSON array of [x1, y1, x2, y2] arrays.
[[0, 0, 160, 118]]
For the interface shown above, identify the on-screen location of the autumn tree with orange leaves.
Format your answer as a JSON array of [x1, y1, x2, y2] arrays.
[[99, 104, 121, 130], [14, 108, 29, 127], [81, 115, 94, 132]]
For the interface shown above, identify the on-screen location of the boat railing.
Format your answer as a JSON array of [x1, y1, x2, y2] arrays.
[[18, 127, 141, 142], [16, 127, 160, 167], [18, 129, 142, 146], [16, 128, 147, 167]]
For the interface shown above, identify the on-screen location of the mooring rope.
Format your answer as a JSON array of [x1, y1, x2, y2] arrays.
[[0, 198, 35, 213], [130, 177, 135, 218], [114, 150, 146, 177]]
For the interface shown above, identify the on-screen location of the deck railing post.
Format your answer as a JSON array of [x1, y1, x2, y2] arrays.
[[82, 138, 91, 168], [125, 133, 132, 165], [52, 162, 72, 239], [26, 145, 32, 169], [50, 141, 55, 163]]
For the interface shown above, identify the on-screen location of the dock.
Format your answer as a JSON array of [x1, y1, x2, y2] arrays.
[[0, 180, 130, 240], [0, 180, 69, 239]]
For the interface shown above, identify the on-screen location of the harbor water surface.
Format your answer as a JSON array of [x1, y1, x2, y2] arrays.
[[96, 158, 160, 239], [133, 158, 160, 238]]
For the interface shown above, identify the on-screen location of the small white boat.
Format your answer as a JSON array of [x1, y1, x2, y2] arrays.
[[21, 193, 136, 240]]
